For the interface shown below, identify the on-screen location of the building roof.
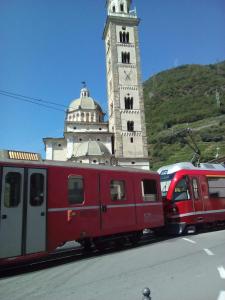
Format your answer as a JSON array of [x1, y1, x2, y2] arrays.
[[74, 141, 111, 157], [68, 87, 102, 112]]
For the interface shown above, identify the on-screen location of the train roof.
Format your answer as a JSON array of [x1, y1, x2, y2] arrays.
[[0, 149, 156, 175], [157, 162, 225, 175]]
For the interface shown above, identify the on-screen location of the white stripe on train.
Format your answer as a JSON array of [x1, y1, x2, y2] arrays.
[[170, 208, 225, 219], [48, 202, 162, 212]]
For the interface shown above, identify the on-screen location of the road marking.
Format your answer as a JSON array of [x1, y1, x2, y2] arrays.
[[182, 238, 196, 244], [217, 291, 225, 300], [218, 266, 225, 279], [203, 248, 214, 256]]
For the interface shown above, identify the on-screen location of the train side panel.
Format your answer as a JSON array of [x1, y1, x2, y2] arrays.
[[200, 174, 225, 223], [134, 173, 164, 229], [47, 166, 101, 251], [99, 170, 137, 235], [47, 166, 165, 251]]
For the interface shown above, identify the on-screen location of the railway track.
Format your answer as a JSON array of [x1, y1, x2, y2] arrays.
[[1, 226, 224, 278], [0, 232, 161, 278]]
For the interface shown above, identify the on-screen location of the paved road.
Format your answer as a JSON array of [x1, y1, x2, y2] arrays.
[[0, 229, 224, 300]]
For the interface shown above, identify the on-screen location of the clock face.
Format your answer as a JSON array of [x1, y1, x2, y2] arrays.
[[124, 69, 132, 81]]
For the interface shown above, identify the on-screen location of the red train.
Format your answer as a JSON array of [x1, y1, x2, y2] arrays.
[[158, 162, 225, 234], [0, 150, 225, 266], [0, 150, 164, 265]]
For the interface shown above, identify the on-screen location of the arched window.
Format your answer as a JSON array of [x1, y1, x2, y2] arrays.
[[81, 112, 84, 122], [127, 121, 134, 132], [126, 32, 129, 43], [112, 6, 115, 12], [120, 32, 123, 43], [120, 4, 124, 12], [125, 96, 133, 109], [120, 32, 129, 43], [86, 113, 89, 122], [121, 52, 125, 63], [121, 52, 130, 64], [127, 52, 130, 63]]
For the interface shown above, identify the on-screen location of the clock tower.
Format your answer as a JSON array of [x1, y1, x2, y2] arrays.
[[103, 0, 149, 169]]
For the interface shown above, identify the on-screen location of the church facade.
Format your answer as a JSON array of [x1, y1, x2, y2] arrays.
[[43, 0, 150, 170]]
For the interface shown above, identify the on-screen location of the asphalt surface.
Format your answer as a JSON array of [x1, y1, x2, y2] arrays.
[[0, 229, 224, 300]]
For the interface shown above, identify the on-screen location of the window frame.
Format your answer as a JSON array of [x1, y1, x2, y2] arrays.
[[125, 97, 133, 110], [68, 175, 85, 205], [30, 173, 45, 207], [207, 176, 225, 199], [4, 172, 22, 208], [121, 52, 130, 64], [110, 180, 126, 201], [141, 179, 158, 202], [127, 121, 134, 132], [192, 177, 200, 200], [172, 176, 191, 202]]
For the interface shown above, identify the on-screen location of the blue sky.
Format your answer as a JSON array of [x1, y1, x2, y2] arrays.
[[0, 0, 225, 157]]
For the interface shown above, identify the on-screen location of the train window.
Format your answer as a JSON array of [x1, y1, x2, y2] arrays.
[[207, 177, 225, 198], [4, 172, 21, 207], [141, 179, 157, 201], [30, 173, 44, 206], [172, 178, 190, 202], [68, 176, 84, 204], [110, 180, 126, 201], [192, 178, 199, 199]]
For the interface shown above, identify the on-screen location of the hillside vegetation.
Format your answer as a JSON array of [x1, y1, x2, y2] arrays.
[[143, 61, 225, 170]]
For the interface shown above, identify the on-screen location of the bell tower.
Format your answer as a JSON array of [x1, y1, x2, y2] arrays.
[[103, 0, 149, 169]]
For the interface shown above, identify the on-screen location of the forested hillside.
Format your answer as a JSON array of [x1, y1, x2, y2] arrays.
[[143, 61, 225, 170]]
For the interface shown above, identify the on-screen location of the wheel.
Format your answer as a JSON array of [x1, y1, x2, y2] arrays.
[[129, 232, 142, 245], [115, 237, 126, 249], [93, 238, 108, 251], [80, 239, 92, 252]]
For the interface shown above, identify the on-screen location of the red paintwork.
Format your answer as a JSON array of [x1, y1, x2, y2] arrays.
[[165, 169, 225, 227], [46, 165, 164, 251], [0, 159, 164, 265]]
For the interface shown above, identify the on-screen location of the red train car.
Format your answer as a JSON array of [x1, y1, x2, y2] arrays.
[[158, 162, 225, 234], [0, 150, 164, 264]]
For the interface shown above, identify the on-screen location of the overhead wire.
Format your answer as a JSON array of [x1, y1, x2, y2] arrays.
[[0, 89, 67, 112]]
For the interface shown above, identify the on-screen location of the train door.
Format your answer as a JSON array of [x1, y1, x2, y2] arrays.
[[99, 173, 136, 234], [190, 176, 204, 221], [0, 167, 47, 259], [0, 167, 24, 258], [26, 169, 47, 254]]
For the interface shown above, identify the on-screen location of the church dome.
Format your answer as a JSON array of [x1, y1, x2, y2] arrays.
[[68, 86, 102, 112], [74, 141, 111, 157]]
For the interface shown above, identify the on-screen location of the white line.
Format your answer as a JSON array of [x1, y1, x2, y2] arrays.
[[218, 266, 225, 279], [182, 238, 196, 244], [170, 208, 225, 219], [217, 291, 225, 300], [203, 248, 214, 256]]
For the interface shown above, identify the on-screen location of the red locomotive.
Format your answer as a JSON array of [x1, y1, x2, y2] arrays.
[[158, 162, 225, 234], [0, 150, 164, 265]]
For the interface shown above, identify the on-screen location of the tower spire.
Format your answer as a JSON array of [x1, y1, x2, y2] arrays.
[[106, 0, 132, 15]]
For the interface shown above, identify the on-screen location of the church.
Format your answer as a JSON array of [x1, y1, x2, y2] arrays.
[[43, 0, 150, 170]]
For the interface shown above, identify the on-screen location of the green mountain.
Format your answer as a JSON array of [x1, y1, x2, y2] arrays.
[[143, 61, 225, 170]]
